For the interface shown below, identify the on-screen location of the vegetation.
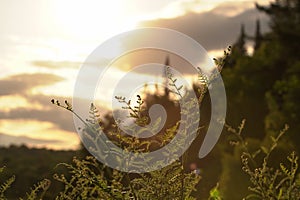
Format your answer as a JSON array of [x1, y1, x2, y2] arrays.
[[1, 0, 300, 199], [0, 146, 80, 199]]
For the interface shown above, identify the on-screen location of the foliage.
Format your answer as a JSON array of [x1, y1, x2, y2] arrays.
[[53, 156, 200, 200], [54, 156, 130, 200], [208, 183, 222, 200], [20, 179, 51, 200], [47, 45, 230, 200], [0, 167, 15, 200], [0, 166, 50, 200], [0, 146, 78, 199], [225, 121, 300, 199]]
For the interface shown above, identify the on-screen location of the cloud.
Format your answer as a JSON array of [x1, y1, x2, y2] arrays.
[[0, 69, 110, 149], [0, 95, 38, 112], [210, 1, 255, 16], [0, 94, 74, 132], [0, 119, 80, 150], [0, 94, 109, 133], [0, 73, 65, 96], [0, 73, 76, 149], [32, 60, 82, 69], [111, 49, 202, 75], [0, 132, 61, 147], [159, 0, 270, 18], [0, 107, 75, 133], [111, 5, 270, 74], [139, 7, 270, 52]]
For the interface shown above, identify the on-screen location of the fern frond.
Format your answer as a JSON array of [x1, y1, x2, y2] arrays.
[[21, 179, 51, 200], [0, 166, 15, 200]]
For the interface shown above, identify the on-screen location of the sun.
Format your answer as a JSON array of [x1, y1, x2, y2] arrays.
[[53, 0, 137, 40]]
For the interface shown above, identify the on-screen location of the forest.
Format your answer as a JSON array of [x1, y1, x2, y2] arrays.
[[1, 0, 300, 199]]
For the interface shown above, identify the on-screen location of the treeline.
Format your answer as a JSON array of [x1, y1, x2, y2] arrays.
[[0, 145, 82, 199]]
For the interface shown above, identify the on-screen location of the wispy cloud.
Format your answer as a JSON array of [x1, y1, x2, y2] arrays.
[[140, 5, 270, 52], [32, 60, 82, 69], [0, 119, 80, 150], [0, 94, 75, 131], [0, 73, 65, 96]]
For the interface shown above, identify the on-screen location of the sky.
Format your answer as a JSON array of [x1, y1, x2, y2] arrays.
[[0, 0, 272, 150]]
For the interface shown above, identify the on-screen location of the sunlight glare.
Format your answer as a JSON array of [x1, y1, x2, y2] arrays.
[[54, 0, 137, 39]]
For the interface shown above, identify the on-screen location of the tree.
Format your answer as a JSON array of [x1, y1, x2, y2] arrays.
[[254, 19, 263, 51], [256, 0, 300, 60], [232, 24, 247, 56], [256, 0, 300, 150]]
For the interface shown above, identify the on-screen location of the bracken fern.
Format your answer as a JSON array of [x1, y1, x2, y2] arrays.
[[50, 47, 231, 199], [0, 166, 15, 200], [225, 121, 300, 200]]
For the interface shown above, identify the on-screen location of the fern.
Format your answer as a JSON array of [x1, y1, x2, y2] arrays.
[[50, 48, 232, 199], [209, 183, 222, 200], [0, 166, 15, 200], [225, 121, 300, 199], [51, 78, 202, 199], [54, 156, 132, 200], [131, 161, 200, 200], [20, 179, 51, 200]]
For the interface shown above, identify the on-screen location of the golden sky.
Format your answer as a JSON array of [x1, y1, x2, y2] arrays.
[[0, 0, 271, 150]]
